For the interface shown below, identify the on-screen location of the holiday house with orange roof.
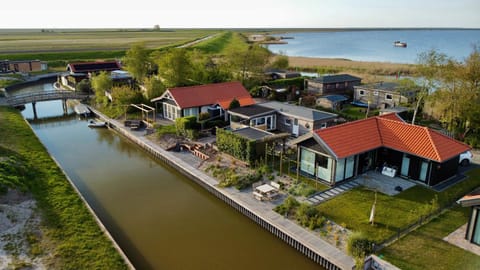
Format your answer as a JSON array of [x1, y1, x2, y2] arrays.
[[150, 82, 255, 121], [293, 113, 471, 186]]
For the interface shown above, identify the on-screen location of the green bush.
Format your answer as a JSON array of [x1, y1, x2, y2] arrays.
[[288, 182, 316, 197], [347, 231, 374, 258], [296, 203, 324, 229], [175, 115, 198, 139], [274, 196, 300, 217]]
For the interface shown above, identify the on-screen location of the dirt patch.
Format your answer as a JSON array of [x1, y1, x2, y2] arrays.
[[0, 189, 48, 270]]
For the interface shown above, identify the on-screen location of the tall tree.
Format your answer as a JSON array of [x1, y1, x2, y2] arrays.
[[90, 71, 112, 105], [143, 76, 165, 100], [123, 42, 152, 82], [413, 50, 448, 125], [226, 44, 271, 87], [155, 48, 193, 87]]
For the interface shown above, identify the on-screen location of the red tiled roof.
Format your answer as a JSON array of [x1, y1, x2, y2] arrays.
[[314, 113, 470, 162], [67, 61, 121, 73], [168, 82, 254, 109]]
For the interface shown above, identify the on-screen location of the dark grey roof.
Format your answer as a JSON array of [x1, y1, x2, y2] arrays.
[[260, 101, 337, 121], [355, 82, 400, 92], [232, 127, 272, 141], [320, 95, 349, 102], [310, 74, 361, 84], [298, 137, 332, 156], [228, 104, 276, 118]]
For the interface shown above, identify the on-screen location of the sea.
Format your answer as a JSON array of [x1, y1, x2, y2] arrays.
[[267, 29, 480, 64]]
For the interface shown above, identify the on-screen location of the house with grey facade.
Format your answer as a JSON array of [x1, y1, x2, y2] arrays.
[[306, 74, 361, 96], [229, 101, 338, 137], [353, 82, 417, 109]]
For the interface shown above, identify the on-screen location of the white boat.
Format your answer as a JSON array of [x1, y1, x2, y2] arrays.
[[393, 41, 407, 47], [87, 120, 107, 128], [74, 104, 90, 117]]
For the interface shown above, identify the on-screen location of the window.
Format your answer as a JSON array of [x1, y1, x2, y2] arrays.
[[320, 122, 327, 129], [317, 155, 329, 168], [385, 94, 393, 100], [285, 118, 292, 126], [359, 90, 365, 96], [373, 91, 379, 96], [183, 107, 198, 117]]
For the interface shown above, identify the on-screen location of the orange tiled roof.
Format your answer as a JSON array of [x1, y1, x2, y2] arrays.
[[168, 82, 253, 109], [217, 96, 255, 110], [314, 113, 470, 162]]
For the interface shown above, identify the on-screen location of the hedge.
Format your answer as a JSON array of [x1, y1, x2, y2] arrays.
[[216, 128, 257, 164]]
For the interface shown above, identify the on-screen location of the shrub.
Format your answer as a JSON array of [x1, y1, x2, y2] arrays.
[[175, 116, 198, 139], [274, 196, 300, 217], [346, 231, 374, 258]]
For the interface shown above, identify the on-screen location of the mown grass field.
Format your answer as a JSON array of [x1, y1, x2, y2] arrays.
[[380, 206, 480, 270], [0, 29, 217, 54], [317, 168, 480, 243], [0, 29, 219, 68], [0, 106, 127, 269]]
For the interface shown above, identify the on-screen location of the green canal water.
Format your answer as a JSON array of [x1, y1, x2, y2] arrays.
[[16, 83, 323, 269]]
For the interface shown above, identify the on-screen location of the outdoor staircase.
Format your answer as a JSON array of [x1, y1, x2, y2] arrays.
[[306, 179, 362, 205]]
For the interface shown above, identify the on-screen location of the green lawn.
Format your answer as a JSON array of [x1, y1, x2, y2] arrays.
[[0, 107, 127, 269], [380, 206, 480, 270], [317, 168, 480, 243], [339, 104, 380, 120]]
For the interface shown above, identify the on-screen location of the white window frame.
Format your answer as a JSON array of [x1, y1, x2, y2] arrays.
[[285, 118, 292, 126], [385, 94, 393, 100], [359, 90, 365, 96], [373, 91, 379, 96]]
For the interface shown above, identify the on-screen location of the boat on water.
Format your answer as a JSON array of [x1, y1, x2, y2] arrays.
[[393, 41, 407, 47], [87, 120, 107, 128], [74, 104, 90, 117]]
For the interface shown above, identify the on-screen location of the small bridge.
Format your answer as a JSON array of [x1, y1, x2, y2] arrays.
[[7, 90, 90, 107]]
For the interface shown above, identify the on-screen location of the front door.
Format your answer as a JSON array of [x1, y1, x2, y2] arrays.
[[292, 118, 299, 137]]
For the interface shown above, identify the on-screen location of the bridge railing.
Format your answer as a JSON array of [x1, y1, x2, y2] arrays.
[[7, 91, 91, 106]]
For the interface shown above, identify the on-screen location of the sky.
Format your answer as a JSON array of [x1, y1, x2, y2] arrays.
[[2, 0, 480, 29]]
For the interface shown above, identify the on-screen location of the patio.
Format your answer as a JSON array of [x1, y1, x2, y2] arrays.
[[356, 171, 417, 196]]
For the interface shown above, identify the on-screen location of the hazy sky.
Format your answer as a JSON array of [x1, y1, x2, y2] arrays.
[[3, 0, 480, 28]]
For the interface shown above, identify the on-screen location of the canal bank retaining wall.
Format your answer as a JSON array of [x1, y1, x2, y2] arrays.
[[23, 117, 136, 270], [91, 107, 355, 270]]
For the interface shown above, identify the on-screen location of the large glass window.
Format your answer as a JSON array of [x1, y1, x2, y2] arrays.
[[474, 211, 480, 245], [300, 148, 315, 176], [183, 107, 198, 117], [345, 156, 355, 179], [335, 158, 345, 181]]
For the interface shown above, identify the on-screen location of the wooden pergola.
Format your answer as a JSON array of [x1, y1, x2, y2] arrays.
[[126, 103, 156, 123]]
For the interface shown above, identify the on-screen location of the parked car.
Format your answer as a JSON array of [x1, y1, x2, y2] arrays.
[[459, 151, 473, 166]]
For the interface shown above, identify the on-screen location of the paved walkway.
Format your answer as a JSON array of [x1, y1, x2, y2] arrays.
[[444, 223, 480, 256], [306, 179, 362, 205]]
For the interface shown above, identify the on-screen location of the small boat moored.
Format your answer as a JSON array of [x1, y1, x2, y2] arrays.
[[74, 103, 91, 117], [393, 41, 407, 47], [87, 120, 107, 128]]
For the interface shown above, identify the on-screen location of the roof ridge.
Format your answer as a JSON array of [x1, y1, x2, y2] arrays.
[[375, 118, 385, 145], [169, 81, 240, 91], [425, 127, 442, 161]]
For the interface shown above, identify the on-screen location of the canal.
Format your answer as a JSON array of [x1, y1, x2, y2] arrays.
[[15, 83, 322, 269]]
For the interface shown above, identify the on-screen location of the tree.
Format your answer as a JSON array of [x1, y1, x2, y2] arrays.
[[228, 98, 240, 110], [155, 48, 193, 87], [75, 79, 91, 94], [123, 42, 152, 82], [143, 76, 165, 100], [110, 85, 144, 106], [90, 71, 112, 105], [226, 44, 271, 87], [153, 24, 160, 31], [412, 50, 448, 124], [421, 47, 480, 143]]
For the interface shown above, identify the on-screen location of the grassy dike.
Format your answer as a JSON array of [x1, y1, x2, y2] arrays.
[[0, 106, 128, 269]]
